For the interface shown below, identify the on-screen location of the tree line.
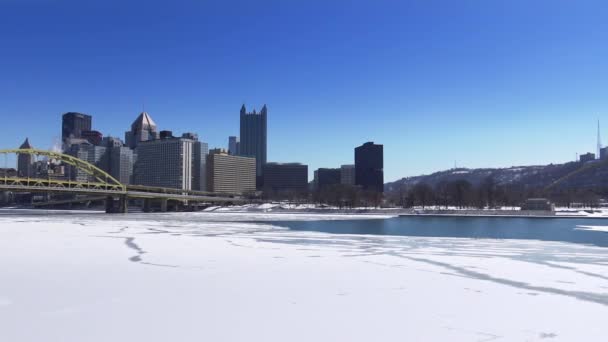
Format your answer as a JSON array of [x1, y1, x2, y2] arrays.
[[385, 177, 608, 209], [259, 184, 384, 208], [246, 176, 608, 209]]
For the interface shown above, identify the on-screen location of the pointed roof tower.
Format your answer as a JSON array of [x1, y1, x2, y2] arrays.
[[19, 138, 32, 149], [131, 112, 157, 131]]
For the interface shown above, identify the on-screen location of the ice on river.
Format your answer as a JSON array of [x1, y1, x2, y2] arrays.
[[1, 212, 607, 341]]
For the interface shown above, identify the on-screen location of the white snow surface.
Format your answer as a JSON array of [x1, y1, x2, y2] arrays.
[[1, 212, 608, 341], [576, 225, 608, 233]]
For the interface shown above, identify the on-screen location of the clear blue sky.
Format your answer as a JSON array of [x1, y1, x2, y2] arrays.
[[1, 0, 607, 182]]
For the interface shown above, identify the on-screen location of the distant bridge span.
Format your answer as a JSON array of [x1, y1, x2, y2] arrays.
[[0, 148, 246, 212]]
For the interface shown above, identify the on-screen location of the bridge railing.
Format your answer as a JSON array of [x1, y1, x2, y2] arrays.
[[126, 184, 242, 198], [0, 177, 126, 193]]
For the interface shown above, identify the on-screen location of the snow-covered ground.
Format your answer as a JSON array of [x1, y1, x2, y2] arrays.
[[1, 212, 608, 341], [201, 203, 608, 218], [555, 208, 608, 218]]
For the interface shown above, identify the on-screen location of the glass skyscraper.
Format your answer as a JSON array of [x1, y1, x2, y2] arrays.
[[355, 142, 384, 193], [239, 104, 267, 185], [62, 112, 92, 148]]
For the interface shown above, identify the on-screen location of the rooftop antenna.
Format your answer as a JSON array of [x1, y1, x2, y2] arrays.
[[597, 119, 602, 159]]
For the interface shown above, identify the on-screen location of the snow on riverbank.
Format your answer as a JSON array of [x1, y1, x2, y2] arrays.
[[1, 213, 608, 341], [576, 225, 608, 233]]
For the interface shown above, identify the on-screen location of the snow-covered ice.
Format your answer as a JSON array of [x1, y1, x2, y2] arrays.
[[1, 212, 607, 341], [576, 225, 608, 233]]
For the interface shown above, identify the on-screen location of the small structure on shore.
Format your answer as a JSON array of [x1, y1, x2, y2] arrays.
[[521, 198, 555, 211]]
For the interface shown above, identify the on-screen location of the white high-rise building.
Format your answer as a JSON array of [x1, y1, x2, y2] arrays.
[[133, 133, 205, 190]]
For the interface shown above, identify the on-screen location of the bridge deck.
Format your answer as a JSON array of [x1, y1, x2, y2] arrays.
[[1, 178, 245, 203]]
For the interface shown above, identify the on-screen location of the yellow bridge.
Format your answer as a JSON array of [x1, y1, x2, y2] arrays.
[[0, 148, 246, 213]]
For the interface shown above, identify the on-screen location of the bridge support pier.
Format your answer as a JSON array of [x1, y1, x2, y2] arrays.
[[160, 199, 168, 212], [143, 198, 152, 213], [105, 195, 128, 214], [120, 195, 128, 213]]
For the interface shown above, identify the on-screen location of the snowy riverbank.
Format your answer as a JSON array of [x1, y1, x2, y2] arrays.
[[1, 212, 608, 341], [203, 203, 608, 218]]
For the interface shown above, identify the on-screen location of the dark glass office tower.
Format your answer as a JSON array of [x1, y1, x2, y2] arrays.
[[263, 163, 308, 194], [239, 104, 267, 185], [316, 168, 341, 190], [62, 112, 92, 142], [355, 142, 384, 193]]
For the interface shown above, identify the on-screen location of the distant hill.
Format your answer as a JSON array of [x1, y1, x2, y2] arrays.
[[385, 159, 608, 192]]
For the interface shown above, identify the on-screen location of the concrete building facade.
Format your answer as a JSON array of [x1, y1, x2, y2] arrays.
[[340, 164, 356, 185], [66, 143, 108, 182], [133, 134, 203, 190], [580, 152, 596, 163], [600, 147, 608, 160], [207, 150, 256, 194]]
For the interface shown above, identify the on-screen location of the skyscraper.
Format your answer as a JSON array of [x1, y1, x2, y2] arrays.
[[125, 112, 159, 149], [355, 142, 384, 193], [102, 137, 135, 185], [206, 150, 256, 194], [17, 138, 35, 178], [263, 163, 308, 195], [316, 168, 341, 190], [133, 133, 203, 190], [62, 112, 92, 148], [340, 164, 356, 185], [239, 104, 267, 185], [81, 130, 103, 145], [193, 139, 209, 191], [228, 136, 239, 155], [65, 142, 108, 182]]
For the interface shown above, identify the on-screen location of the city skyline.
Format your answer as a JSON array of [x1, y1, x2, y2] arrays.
[[5, 107, 606, 183], [2, 1, 608, 181]]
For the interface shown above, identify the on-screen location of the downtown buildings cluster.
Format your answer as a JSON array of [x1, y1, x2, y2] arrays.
[[15, 106, 384, 199]]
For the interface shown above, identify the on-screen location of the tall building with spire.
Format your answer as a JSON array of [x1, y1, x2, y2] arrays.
[[17, 138, 35, 178], [125, 112, 159, 149], [239, 104, 267, 186]]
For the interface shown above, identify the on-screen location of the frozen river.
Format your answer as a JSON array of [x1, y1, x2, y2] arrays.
[[1, 211, 607, 341]]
